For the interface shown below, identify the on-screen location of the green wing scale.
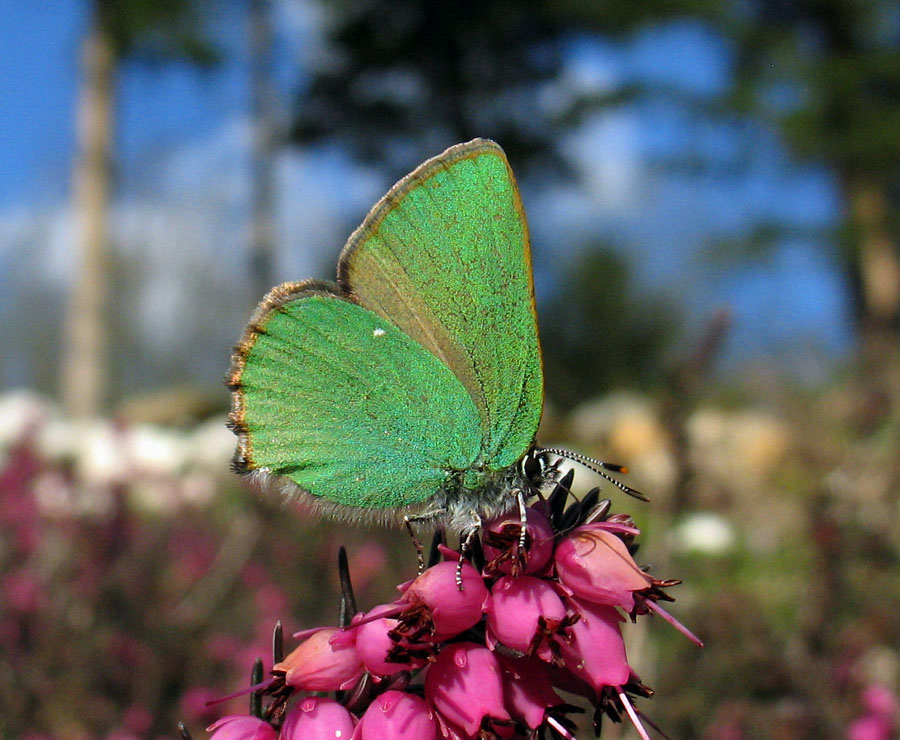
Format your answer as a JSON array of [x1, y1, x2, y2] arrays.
[[228, 140, 544, 521]]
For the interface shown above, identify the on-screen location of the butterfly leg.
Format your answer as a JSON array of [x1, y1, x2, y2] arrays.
[[403, 516, 426, 573], [456, 512, 483, 590]]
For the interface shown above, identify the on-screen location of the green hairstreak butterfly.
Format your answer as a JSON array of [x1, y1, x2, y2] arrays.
[[227, 139, 640, 533]]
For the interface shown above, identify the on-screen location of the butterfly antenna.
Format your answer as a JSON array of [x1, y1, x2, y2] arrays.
[[537, 447, 649, 502]]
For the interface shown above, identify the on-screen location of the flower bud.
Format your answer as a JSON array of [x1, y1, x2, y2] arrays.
[[280, 697, 355, 740], [425, 642, 510, 736], [555, 525, 650, 609], [400, 559, 487, 639], [274, 628, 363, 691], [206, 716, 276, 740], [354, 690, 436, 740]]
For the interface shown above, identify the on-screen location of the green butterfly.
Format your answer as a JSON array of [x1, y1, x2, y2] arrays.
[[227, 139, 636, 532]]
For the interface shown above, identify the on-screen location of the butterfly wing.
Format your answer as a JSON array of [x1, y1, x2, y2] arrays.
[[228, 282, 484, 518], [338, 139, 543, 472]]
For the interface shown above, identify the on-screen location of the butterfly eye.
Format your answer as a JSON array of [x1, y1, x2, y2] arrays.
[[521, 448, 547, 482]]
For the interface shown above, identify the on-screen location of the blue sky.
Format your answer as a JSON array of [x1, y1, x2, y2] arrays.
[[0, 3, 853, 394]]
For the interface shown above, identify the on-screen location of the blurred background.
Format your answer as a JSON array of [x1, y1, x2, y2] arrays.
[[2, 1, 899, 738]]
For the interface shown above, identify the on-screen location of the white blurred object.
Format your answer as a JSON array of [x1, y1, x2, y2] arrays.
[[671, 512, 736, 555], [0, 390, 57, 448]]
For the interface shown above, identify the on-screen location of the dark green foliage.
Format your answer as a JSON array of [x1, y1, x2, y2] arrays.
[[96, 0, 219, 64], [541, 247, 679, 409]]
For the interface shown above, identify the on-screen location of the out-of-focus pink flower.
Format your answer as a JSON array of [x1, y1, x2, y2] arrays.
[[122, 704, 153, 734], [848, 715, 893, 740], [486, 575, 567, 661], [847, 685, 899, 740], [555, 525, 650, 610], [353, 690, 436, 740], [399, 559, 487, 639], [560, 599, 631, 693], [483, 505, 555, 575], [862, 685, 898, 718], [206, 716, 276, 740], [498, 656, 563, 729], [2, 569, 44, 613], [353, 604, 426, 677], [425, 642, 510, 736], [280, 697, 356, 740], [274, 628, 363, 691]]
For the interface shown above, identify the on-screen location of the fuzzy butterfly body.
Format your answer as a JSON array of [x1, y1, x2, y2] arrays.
[[227, 139, 545, 530]]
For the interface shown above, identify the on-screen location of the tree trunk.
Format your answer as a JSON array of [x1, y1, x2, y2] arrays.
[[60, 16, 115, 416], [847, 178, 900, 414], [248, 0, 278, 301]]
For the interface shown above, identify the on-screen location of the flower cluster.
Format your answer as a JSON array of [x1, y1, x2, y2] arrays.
[[197, 472, 701, 740]]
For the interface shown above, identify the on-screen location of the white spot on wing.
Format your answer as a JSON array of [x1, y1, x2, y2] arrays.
[[373, 328, 386, 337]]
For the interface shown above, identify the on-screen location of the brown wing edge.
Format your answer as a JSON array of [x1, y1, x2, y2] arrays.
[[225, 277, 465, 527], [225, 278, 349, 475], [336, 138, 520, 294]]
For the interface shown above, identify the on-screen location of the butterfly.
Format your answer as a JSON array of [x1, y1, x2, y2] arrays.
[[227, 139, 640, 534]]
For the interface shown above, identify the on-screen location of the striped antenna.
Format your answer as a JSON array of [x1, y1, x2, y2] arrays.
[[536, 447, 648, 502]]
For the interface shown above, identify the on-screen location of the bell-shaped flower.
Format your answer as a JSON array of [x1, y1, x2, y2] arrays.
[[206, 716, 276, 740], [280, 697, 356, 740], [483, 504, 555, 575], [498, 656, 564, 730], [555, 524, 650, 610], [273, 628, 363, 691], [398, 557, 487, 640], [425, 642, 510, 736], [352, 690, 436, 740], [353, 604, 427, 677], [560, 598, 631, 693], [485, 575, 568, 661]]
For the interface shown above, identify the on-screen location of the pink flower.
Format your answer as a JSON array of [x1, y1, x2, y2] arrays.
[[425, 642, 510, 736], [485, 575, 568, 661], [560, 599, 631, 693], [399, 558, 487, 640], [555, 524, 650, 610], [483, 505, 555, 575], [280, 697, 356, 740], [353, 604, 426, 677], [498, 656, 563, 729], [353, 690, 436, 740], [206, 716, 276, 740], [274, 628, 363, 691]]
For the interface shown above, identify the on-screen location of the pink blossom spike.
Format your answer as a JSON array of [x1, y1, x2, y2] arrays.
[[618, 689, 653, 740]]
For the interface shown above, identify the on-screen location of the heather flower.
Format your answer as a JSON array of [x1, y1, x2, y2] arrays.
[[280, 697, 355, 740], [559, 598, 631, 693], [555, 523, 650, 610], [485, 575, 569, 661], [482, 504, 555, 575], [397, 556, 487, 640], [497, 656, 563, 730], [191, 476, 699, 740], [206, 716, 276, 740], [352, 604, 426, 677], [425, 641, 510, 736], [353, 690, 436, 740], [273, 628, 363, 691]]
